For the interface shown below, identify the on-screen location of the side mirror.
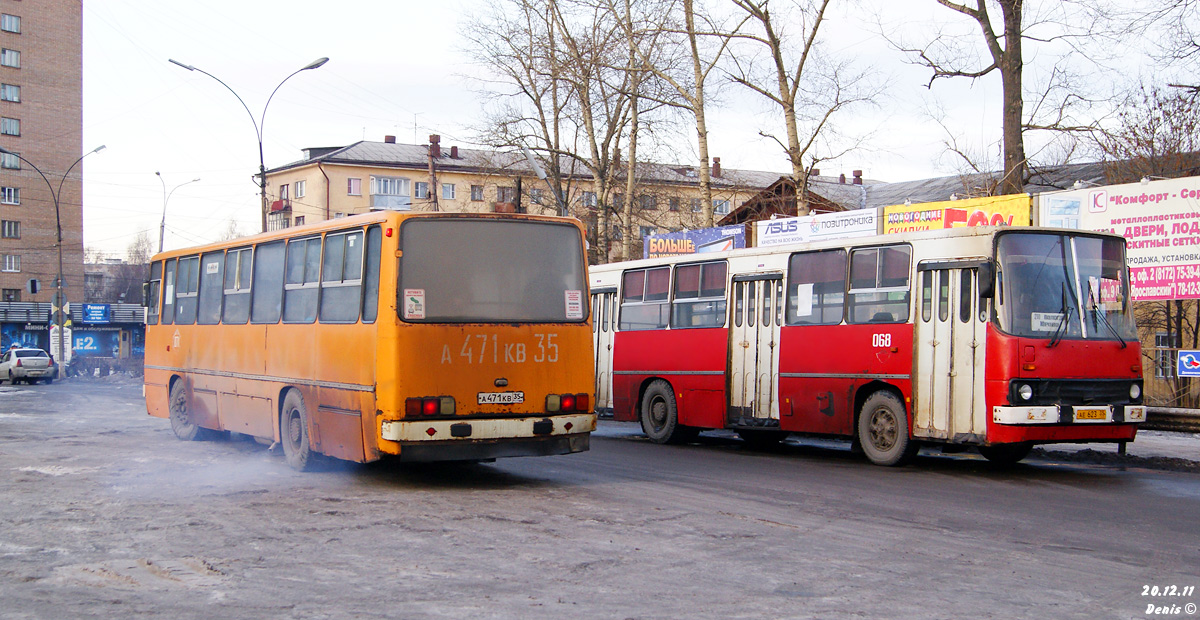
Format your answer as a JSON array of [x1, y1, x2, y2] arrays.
[[977, 261, 995, 299], [141, 282, 150, 307]]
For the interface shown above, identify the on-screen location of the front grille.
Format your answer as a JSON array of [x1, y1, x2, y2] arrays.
[[1008, 379, 1141, 406]]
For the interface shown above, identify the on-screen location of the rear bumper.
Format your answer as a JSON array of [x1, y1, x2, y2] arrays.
[[396, 432, 590, 462], [992, 404, 1146, 425], [380, 413, 596, 462], [12, 368, 53, 379]]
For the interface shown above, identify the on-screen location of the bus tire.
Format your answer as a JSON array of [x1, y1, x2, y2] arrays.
[[857, 391, 919, 466], [281, 390, 318, 471], [168, 379, 211, 441], [640, 380, 695, 444], [979, 442, 1033, 465]]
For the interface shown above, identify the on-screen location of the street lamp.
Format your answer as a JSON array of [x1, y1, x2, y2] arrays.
[[168, 57, 329, 233], [0, 144, 106, 377], [155, 172, 201, 253]]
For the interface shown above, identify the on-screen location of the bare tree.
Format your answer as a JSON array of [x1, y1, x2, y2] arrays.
[[893, 0, 1114, 195], [215, 219, 243, 243], [725, 0, 878, 214]]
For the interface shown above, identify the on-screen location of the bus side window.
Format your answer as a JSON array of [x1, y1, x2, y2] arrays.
[[619, 267, 670, 331], [959, 270, 973, 323], [284, 237, 322, 324], [600, 293, 609, 332], [197, 251, 225, 325], [251, 240, 286, 324], [734, 281, 743, 327], [761, 278, 771, 326], [319, 230, 365, 323], [147, 261, 162, 326], [161, 258, 176, 325], [786, 249, 846, 325], [921, 270, 932, 322], [222, 247, 253, 324], [175, 255, 201, 325], [747, 281, 756, 327], [775, 281, 783, 326], [362, 225, 382, 323], [671, 261, 726, 329], [848, 245, 911, 324], [937, 269, 950, 322]]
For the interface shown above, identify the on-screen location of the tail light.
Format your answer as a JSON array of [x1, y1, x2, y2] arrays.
[[545, 393, 590, 413], [405, 396, 455, 417], [47, 357, 54, 366], [15, 359, 21, 367]]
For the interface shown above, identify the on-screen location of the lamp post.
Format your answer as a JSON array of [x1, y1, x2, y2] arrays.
[[0, 144, 106, 377], [168, 57, 329, 233], [155, 172, 201, 253]]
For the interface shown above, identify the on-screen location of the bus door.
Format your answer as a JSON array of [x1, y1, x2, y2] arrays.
[[914, 264, 987, 441], [728, 274, 783, 424], [591, 287, 617, 416]]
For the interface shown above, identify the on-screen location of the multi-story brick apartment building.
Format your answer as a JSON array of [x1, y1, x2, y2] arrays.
[[0, 2, 84, 305], [263, 135, 784, 261]]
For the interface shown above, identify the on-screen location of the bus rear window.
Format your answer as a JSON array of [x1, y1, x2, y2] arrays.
[[398, 218, 586, 323]]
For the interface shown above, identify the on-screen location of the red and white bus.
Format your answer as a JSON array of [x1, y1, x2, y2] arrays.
[[590, 226, 1145, 466]]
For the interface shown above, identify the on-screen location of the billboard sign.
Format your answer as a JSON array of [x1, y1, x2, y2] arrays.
[[755, 209, 878, 247], [81, 303, 111, 324], [644, 225, 746, 259], [883, 194, 1032, 234], [1180, 350, 1200, 378], [1039, 176, 1200, 300]]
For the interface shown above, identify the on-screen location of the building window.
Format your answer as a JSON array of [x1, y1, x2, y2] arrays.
[[669, 197, 680, 211], [639, 195, 656, 210], [0, 84, 18, 102], [334, 212, 345, 218], [414, 181, 429, 199], [471, 185, 484, 201], [497, 186, 516, 203], [0, 49, 18, 69], [2, 254, 19, 272], [1, 152, 17, 169], [369, 176, 411, 210], [347, 177, 362, 196], [582, 191, 597, 209], [1, 220, 17, 239], [690, 198, 703, 212], [442, 183, 455, 200], [714, 199, 731, 215], [1156, 331, 1179, 378], [639, 226, 655, 239], [1, 288, 18, 302], [0, 117, 17, 136], [294, 216, 305, 226], [296, 179, 306, 198], [1, 187, 17, 205], [279, 183, 290, 200], [530, 188, 544, 205], [0, 15, 19, 34]]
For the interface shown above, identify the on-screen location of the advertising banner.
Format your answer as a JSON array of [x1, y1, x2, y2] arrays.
[[81, 303, 111, 324], [1038, 177, 1200, 300], [72, 329, 120, 357], [882, 194, 1032, 234], [755, 209, 878, 247], [644, 224, 746, 259]]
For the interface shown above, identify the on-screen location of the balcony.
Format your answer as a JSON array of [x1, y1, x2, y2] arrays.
[[270, 198, 291, 212], [371, 194, 411, 210], [493, 202, 516, 213]]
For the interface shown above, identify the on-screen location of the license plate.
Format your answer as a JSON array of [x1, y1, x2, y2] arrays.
[[478, 391, 524, 405], [1075, 408, 1107, 421]]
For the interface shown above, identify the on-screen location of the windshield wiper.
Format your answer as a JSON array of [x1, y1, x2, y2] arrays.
[[1088, 290, 1127, 349], [1047, 283, 1073, 348]]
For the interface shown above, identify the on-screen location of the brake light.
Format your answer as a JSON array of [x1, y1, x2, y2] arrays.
[[15, 359, 21, 367], [47, 357, 53, 366], [405, 396, 455, 417], [561, 394, 575, 411], [545, 393, 591, 413], [575, 393, 589, 412]]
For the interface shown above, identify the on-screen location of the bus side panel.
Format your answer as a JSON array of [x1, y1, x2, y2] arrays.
[[144, 366, 170, 419], [316, 386, 368, 463], [777, 324, 914, 436], [611, 328, 727, 428]]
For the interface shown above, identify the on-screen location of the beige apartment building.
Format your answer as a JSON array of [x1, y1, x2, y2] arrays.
[[0, 2, 84, 303], [263, 135, 783, 261]]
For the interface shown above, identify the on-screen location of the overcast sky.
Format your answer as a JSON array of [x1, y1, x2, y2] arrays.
[[80, 0, 1154, 256]]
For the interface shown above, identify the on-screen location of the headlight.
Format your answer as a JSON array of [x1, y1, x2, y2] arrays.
[[1130, 383, 1141, 400], [1018, 383, 1034, 401]]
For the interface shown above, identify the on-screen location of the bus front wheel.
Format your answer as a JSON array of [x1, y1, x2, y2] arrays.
[[858, 391, 919, 466], [168, 380, 210, 441], [280, 390, 318, 471], [640, 380, 696, 444]]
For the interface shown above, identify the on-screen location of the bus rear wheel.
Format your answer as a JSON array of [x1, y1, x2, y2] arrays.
[[168, 380, 211, 441], [640, 380, 696, 444], [280, 390, 318, 471], [858, 391, 919, 466], [978, 442, 1033, 465]]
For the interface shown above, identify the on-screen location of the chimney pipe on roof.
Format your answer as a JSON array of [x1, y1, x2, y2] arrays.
[[712, 157, 722, 178], [429, 134, 441, 158], [450, 145, 459, 159], [839, 173, 846, 184], [384, 135, 396, 144], [852, 169, 863, 185], [810, 168, 820, 177]]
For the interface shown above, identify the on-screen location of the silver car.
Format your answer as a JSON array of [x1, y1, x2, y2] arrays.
[[0, 348, 56, 384]]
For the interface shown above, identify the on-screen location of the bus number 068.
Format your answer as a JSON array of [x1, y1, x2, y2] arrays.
[[871, 333, 892, 348]]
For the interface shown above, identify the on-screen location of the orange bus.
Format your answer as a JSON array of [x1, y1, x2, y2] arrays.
[[143, 211, 595, 470]]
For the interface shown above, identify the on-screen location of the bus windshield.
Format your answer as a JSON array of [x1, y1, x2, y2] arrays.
[[399, 218, 587, 323], [994, 232, 1137, 341]]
